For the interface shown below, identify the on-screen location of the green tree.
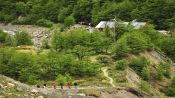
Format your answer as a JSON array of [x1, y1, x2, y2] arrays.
[[159, 38, 175, 61], [72, 45, 90, 60], [64, 16, 75, 27]]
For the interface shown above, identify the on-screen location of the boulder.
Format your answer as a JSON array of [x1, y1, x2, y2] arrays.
[[7, 83, 16, 88], [31, 89, 39, 95], [37, 96, 44, 98]]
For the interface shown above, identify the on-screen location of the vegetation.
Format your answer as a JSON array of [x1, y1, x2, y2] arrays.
[[0, 0, 175, 29], [115, 59, 128, 70], [0, 0, 175, 97]]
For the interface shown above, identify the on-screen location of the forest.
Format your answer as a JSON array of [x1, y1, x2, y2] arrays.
[[0, 0, 175, 29]]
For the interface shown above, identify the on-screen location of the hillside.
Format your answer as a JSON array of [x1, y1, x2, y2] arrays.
[[0, 0, 175, 97]]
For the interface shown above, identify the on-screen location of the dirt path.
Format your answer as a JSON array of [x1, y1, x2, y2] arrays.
[[102, 67, 116, 87]]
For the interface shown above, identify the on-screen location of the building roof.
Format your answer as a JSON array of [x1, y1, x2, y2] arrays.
[[158, 30, 169, 35], [95, 21, 115, 29], [95, 20, 146, 29], [131, 20, 146, 29]]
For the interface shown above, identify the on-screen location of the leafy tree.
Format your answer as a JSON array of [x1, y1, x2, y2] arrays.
[[64, 16, 75, 27], [159, 37, 175, 61], [16, 2, 29, 16], [72, 45, 90, 60]]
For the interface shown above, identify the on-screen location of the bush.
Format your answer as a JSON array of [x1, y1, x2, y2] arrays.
[[5, 35, 16, 47], [115, 59, 128, 70], [155, 62, 171, 80], [42, 39, 50, 49], [36, 19, 53, 27], [138, 81, 151, 94], [165, 77, 175, 96], [15, 31, 33, 46], [130, 56, 150, 79], [97, 55, 112, 65], [141, 67, 150, 80], [56, 74, 72, 85], [0, 30, 7, 43], [64, 16, 75, 27], [159, 38, 175, 61]]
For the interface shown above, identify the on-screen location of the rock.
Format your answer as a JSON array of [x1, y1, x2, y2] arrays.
[[31, 89, 39, 95], [0, 83, 4, 89], [7, 83, 16, 88], [37, 96, 44, 98], [16, 87, 26, 92]]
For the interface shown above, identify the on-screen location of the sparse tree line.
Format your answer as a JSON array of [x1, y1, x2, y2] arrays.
[[0, 0, 175, 29]]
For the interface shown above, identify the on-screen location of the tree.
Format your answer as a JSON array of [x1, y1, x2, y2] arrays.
[[64, 16, 75, 27], [159, 38, 175, 61], [16, 2, 29, 16], [72, 45, 90, 60]]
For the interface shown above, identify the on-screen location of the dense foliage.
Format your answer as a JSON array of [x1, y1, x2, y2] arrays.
[[0, 0, 175, 29], [0, 30, 32, 46], [0, 49, 101, 84]]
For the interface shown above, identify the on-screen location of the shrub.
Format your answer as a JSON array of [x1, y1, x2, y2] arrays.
[[42, 39, 50, 49], [130, 56, 150, 79], [64, 16, 75, 27], [36, 19, 53, 27], [159, 38, 175, 61], [15, 31, 33, 46], [165, 77, 175, 96], [115, 59, 128, 70], [155, 62, 171, 80], [97, 55, 112, 65], [56, 74, 72, 85], [141, 67, 151, 80], [0, 30, 7, 43], [138, 81, 151, 94]]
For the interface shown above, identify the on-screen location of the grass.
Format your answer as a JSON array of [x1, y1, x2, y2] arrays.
[[74, 74, 110, 87], [79, 89, 101, 97]]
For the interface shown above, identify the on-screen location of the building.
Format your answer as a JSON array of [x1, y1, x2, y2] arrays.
[[95, 19, 147, 30]]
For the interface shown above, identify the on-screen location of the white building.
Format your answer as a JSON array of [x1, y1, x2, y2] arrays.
[[95, 19, 147, 30]]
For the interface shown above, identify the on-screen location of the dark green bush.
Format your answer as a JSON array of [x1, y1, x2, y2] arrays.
[[130, 56, 150, 79], [36, 19, 53, 27], [115, 59, 128, 70], [165, 77, 175, 96], [15, 31, 33, 46], [97, 55, 112, 65]]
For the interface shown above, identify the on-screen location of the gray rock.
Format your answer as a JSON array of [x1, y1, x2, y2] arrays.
[[0, 83, 4, 89]]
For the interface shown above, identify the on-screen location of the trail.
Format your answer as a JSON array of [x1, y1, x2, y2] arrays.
[[102, 67, 116, 87]]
